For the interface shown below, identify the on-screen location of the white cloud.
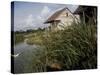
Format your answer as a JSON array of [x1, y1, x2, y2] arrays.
[[41, 6, 51, 18], [29, 6, 51, 29], [15, 6, 52, 31], [26, 14, 34, 26], [25, 6, 51, 29]]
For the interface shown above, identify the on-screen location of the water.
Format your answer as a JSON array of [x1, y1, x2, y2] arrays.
[[13, 39, 42, 73]]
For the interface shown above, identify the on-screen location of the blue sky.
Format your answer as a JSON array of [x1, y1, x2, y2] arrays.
[[13, 1, 78, 31]]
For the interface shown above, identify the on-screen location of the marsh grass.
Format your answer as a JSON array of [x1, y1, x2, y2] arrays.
[[14, 33, 24, 44], [26, 32, 44, 45], [26, 20, 97, 72], [32, 21, 97, 72]]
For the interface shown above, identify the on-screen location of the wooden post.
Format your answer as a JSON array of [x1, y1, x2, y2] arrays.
[[82, 11, 86, 24]]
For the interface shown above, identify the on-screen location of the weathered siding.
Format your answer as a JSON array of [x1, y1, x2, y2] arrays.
[[53, 10, 80, 30], [45, 8, 80, 31]]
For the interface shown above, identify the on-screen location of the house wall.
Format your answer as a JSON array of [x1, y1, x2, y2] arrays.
[[50, 22, 59, 31], [54, 10, 80, 30]]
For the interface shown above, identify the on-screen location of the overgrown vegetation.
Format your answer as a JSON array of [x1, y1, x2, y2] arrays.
[[47, 23, 96, 69], [14, 21, 97, 72], [14, 33, 24, 44], [14, 28, 45, 44], [28, 21, 97, 72], [26, 32, 44, 45]]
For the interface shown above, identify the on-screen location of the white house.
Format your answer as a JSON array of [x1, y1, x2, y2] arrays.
[[44, 7, 80, 31]]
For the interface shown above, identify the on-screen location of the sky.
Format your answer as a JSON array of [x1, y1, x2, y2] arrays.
[[13, 1, 78, 31]]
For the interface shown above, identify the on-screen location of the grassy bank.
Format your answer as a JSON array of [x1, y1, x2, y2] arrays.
[[14, 33, 24, 44], [26, 32, 44, 45]]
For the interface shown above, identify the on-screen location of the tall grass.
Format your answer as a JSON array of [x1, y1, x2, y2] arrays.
[[17, 19, 97, 72], [32, 21, 97, 71], [28, 21, 97, 72], [20, 20, 97, 72]]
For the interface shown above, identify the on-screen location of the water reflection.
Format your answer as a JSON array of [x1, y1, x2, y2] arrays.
[[14, 39, 42, 73]]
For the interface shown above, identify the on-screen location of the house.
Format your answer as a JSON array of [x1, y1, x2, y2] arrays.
[[44, 7, 80, 31], [73, 5, 97, 24]]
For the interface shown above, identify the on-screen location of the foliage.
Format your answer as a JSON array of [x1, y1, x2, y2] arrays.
[[34, 22, 97, 71], [14, 33, 24, 44], [26, 32, 44, 45]]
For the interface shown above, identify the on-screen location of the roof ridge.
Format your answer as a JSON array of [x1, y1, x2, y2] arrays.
[[44, 7, 68, 23], [44, 7, 79, 24]]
